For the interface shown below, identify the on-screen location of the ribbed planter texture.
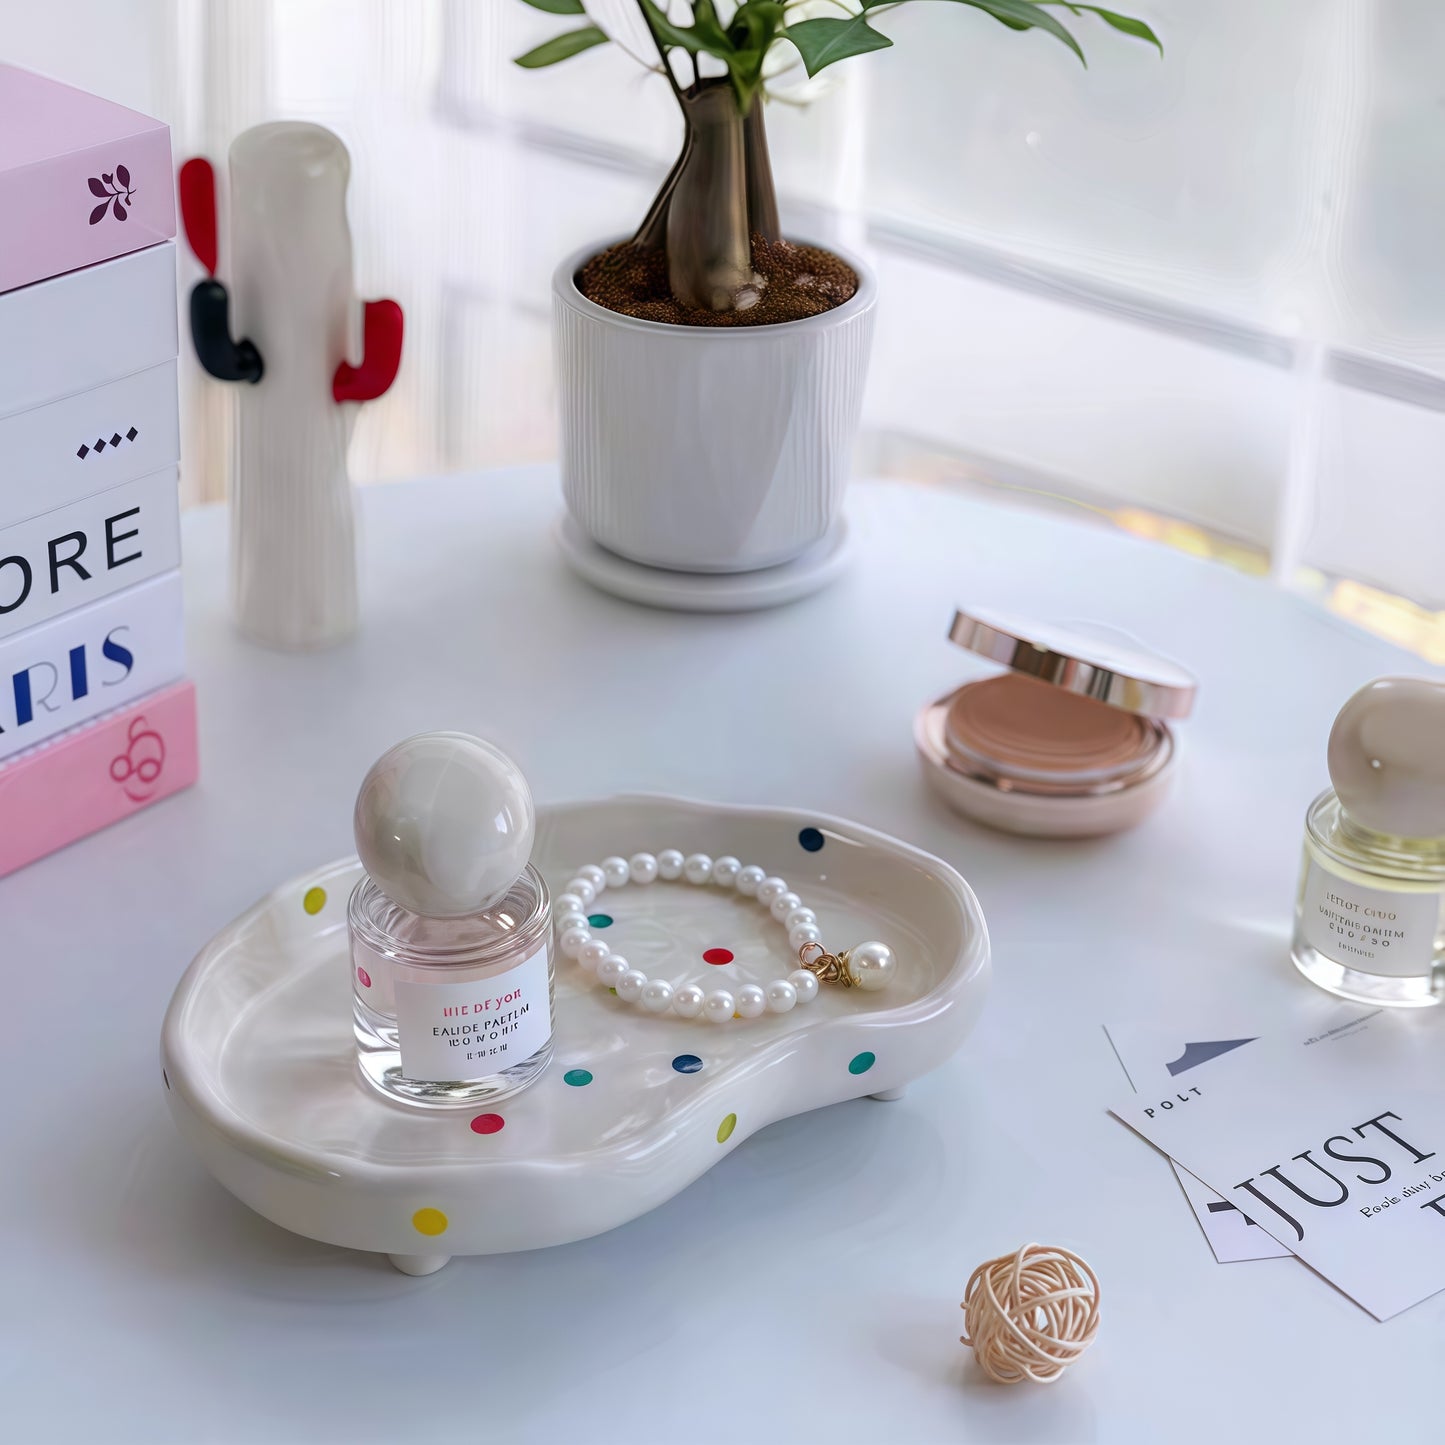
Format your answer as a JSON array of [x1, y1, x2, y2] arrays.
[[553, 240, 876, 574]]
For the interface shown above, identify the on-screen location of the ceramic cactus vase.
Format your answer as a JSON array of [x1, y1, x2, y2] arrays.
[[179, 123, 403, 650]]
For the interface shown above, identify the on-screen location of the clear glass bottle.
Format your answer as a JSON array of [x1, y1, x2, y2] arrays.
[[350, 866, 554, 1107], [347, 731, 554, 1107], [1292, 790, 1445, 1007], [1290, 678, 1445, 1008]]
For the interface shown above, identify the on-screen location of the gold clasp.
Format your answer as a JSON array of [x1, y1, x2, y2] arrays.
[[798, 941, 855, 988]]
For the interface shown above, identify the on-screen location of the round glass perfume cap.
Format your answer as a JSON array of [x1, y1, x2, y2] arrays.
[[948, 607, 1197, 721]]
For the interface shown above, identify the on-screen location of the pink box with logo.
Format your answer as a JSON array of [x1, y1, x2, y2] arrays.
[[0, 64, 176, 294], [0, 679, 197, 878]]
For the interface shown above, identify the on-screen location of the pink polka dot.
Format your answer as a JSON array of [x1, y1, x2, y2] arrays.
[[356, 967, 372, 988], [470, 1113, 505, 1135], [703, 948, 734, 966]]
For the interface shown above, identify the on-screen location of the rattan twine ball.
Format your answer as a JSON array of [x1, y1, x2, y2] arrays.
[[960, 1244, 1101, 1385]]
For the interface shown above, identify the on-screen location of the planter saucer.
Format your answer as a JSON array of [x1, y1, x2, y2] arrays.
[[554, 513, 853, 613], [162, 795, 989, 1275]]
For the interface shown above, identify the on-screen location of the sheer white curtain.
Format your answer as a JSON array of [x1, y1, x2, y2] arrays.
[[5, 0, 1442, 620]]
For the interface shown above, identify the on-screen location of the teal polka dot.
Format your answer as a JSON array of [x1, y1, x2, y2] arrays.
[[848, 1052, 876, 1075], [589, 913, 613, 928], [564, 1069, 593, 1087]]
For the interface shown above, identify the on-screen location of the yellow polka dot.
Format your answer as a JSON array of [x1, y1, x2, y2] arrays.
[[717, 1113, 737, 1144], [303, 886, 327, 915], [412, 1207, 448, 1236]]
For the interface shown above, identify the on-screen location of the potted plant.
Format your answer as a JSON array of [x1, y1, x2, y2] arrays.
[[523, 0, 1159, 579]]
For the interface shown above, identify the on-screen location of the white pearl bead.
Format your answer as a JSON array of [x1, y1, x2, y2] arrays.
[[735, 865, 765, 896], [566, 878, 597, 908], [657, 848, 685, 881], [575, 863, 607, 893], [578, 938, 611, 970], [789, 969, 819, 1003], [641, 978, 674, 1012], [684, 853, 713, 884], [560, 926, 591, 959], [789, 923, 822, 952], [712, 856, 741, 887], [757, 876, 788, 906], [555, 892, 585, 915], [785, 907, 816, 933], [846, 940, 896, 992], [672, 984, 705, 1019], [629, 852, 658, 884], [770, 890, 802, 922], [765, 979, 797, 1013], [596, 954, 628, 986], [602, 856, 630, 888], [616, 969, 648, 1001], [734, 984, 766, 1018], [703, 989, 736, 1023], [556, 910, 589, 935]]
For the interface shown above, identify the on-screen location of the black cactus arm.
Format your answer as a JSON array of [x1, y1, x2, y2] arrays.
[[189, 279, 264, 384]]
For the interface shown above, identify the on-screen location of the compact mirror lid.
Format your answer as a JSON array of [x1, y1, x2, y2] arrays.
[[948, 607, 1197, 721]]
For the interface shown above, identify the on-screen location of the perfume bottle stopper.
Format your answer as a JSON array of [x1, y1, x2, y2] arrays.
[[1327, 677, 1445, 840], [353, 731, 536, 917]]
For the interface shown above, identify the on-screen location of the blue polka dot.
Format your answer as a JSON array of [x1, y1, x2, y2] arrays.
[[848, 1051, 876, 1076], [589, 913, 613, 928], [564, 1068, 593, 1087], [672, 1054, 703, 1075], [799, 827, 825, 853]]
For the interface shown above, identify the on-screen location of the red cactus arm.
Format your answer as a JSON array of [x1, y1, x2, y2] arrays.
[[177, 157, 218, 276], [333, 299, 404, 404]]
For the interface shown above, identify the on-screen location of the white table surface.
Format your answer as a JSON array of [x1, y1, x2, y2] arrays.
[[5, 468, 1443, 1445]]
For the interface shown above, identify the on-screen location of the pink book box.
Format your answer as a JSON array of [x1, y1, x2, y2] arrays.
[[0, 66, 196, 876]]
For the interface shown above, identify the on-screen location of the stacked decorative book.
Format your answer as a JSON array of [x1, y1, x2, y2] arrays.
[[0, 65, 196, 876]]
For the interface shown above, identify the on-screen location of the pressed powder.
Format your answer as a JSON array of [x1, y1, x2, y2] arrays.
[[916, 608, 1195, 837]]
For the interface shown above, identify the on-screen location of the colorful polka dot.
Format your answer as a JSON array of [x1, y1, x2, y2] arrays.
[[356, 967, 372, 989], [703, 948, 734, 966], [672, 1054, 703, 1074], [848, 1051, 876, 1075], [799, 827, 825, 853], [717, 1113, 737, 1143], [588, 913, 613, 928], [564, 1069, 593, 1087], [412, 1207, 448, 1236], [303, 886, 327, 914], [469, 1113, 505, 1135]]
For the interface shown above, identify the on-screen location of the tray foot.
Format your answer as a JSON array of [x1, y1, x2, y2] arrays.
[[869, 1087, 906, 1102], [388, 1252, 451, 1276]]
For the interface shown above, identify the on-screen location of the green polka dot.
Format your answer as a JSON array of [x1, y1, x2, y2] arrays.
[[848, 1051, 876, 1075], [303, 886, 327, 915], [717, 1113, 737, 1143], [588, 913, 613, 928], [564, 1069, 593, 1087]]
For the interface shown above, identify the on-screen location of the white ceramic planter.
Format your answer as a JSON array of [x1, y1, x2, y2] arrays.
[[553, 240, 877, 574]]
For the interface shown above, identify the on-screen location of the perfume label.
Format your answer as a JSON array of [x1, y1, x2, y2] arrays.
[[1299, 860, 1441, 978], [393, 944, 552, 1083]]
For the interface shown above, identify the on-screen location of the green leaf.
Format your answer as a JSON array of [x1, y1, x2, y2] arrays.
[[518, 0, 586, 14], [638, 0, 735, 60], [861, 0, 1086, 65], [513, 23, 609, 67], [785, 15, 893, 77], [1044, 4, 1162, 53]]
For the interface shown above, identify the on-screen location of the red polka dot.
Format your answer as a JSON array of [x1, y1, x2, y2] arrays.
[[703, 948, 734, 966], [356, 967, 372, 988], [470, 1113, 505, 1135]]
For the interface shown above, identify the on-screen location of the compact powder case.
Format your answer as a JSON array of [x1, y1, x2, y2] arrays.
[[915, 608, 1198, 838]]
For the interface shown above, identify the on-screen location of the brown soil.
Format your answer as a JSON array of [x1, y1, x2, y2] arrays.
[[576, 236, 858, 327]]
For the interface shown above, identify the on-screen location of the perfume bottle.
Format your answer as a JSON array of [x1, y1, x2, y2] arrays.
[[348, 732, 554, 1107], [1292, 678, 1445, 1008]]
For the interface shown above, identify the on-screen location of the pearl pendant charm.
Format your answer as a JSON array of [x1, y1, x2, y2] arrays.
[[844, 940, 896, 992]]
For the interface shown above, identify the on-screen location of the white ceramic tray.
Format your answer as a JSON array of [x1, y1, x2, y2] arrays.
[[162, 796, 990, 1275]]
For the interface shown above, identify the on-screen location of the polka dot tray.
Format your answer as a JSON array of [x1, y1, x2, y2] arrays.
[[161, 795, 991, 1275]]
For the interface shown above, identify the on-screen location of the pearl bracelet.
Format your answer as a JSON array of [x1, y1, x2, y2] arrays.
[[553, 850, 896, 1024]]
